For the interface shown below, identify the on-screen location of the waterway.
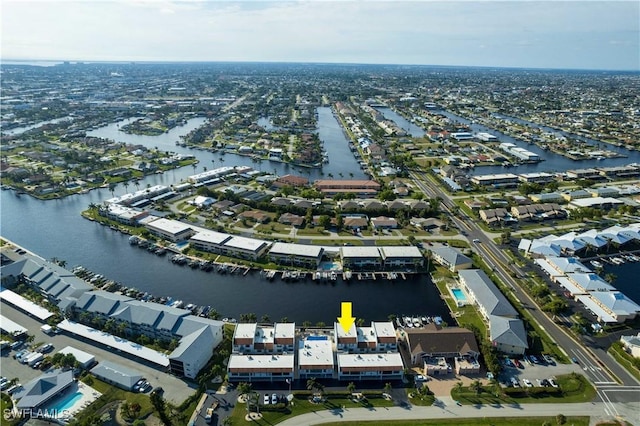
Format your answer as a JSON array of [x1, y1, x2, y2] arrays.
[[599, 261, 640, 305], [435, 110, 640, 175], [2, 117, 75, 136], [376, 107, 426, 138], [2, 111, 434, 323]]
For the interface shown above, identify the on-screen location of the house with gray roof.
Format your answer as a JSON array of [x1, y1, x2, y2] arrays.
[[458, 269, 528, 355], [1, 256, 92, 311], [430, 247, 472, 272], [15, 370, 74, 411], [90, 360, 142, 391]]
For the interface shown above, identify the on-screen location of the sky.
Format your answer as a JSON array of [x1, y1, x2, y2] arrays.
[[1, 1, 639, 70]]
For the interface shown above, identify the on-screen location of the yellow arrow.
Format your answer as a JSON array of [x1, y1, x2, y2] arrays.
[[337, 301, 355, 333]]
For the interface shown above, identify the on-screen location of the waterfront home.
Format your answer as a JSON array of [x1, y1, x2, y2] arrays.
[[187, 166, 235, 184], [556, 272, 615, 296], [73, 290, 223, 378], [430, 247, 473, 272], [146, 218, 195, 242], [379, 246, 424, 271], [340, 246, 382, 271], [510, 203, 566, 222], [576, 292, 640, 323], [100, 204, 149, 226], [272, 174, 309, 188], [471, 173, 519, 187], [221, 236, 270, 261], [189, 230, 232, 253], [232, 323, 296, 354], [458, 269, 528, 355], [314, 179, 380, 198], [268, 242, 323, 268], [334, 321, 397, 353]]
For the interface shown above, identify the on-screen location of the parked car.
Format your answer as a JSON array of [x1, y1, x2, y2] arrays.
[[271, 393, 278, 404], [415, 375, 427, 382], [263, 394, 270, 405], [512, 358, 522, 368], [510, 377, 520, 387], [39, 343, 54, 353], [542, 354, 555, 365], [548, 378, 559, 388], [522, 379, 533, 388], [529, 355, 539, 364]]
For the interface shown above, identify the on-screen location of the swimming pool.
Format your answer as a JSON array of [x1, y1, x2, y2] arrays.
[[319, 262, 340, 271], [49, 391, 83, 413], [450, 288, 468, 305]]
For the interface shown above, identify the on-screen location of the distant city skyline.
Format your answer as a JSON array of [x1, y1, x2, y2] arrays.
[[2, 1, 639, 71]]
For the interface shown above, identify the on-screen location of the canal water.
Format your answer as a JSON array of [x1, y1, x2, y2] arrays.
[[2, 109, 430, 323], [376, 107, 426, 138], [434, 110, 640, 175]]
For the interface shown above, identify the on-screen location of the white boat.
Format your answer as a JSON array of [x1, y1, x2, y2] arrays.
[[611, 257, 625, 265], [590, 260, 604, 268]]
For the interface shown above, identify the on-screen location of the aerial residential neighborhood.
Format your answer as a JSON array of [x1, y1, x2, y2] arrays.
[[2, 1, 640, 425]]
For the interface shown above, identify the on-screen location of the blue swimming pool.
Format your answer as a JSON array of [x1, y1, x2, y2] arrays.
[[49, 391, 82, 413], [319, 262, 340, 271], [307, 335, 328, 341], [451, 288, 468, 303]]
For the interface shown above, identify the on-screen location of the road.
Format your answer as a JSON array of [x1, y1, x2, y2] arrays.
[[278, 397, 638, 426], [409, 171, 640, 404]]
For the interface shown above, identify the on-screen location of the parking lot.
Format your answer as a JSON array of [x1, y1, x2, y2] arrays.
[[498, 355, 582, 388], [0, 303, 197, 404]]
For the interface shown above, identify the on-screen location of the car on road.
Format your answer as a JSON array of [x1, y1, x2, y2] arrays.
[[473, 239, 481, 243], [522, 379, 533, 388], [415, 375, 427, 382], [263, 394, 270, 405], [571, 357, 579, 364]]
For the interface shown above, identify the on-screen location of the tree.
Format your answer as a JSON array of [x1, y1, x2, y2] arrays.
[[384, 382, 392, 395], [150, 391, 170, 426], [347, 382, 356, 394], [318, 215, 331, 229], [454, 381, 463, 393], [604, 273, 617, 284], [556, 414, 567, 425], [237, 382, 252, 397], [470, 379, 482, 395]]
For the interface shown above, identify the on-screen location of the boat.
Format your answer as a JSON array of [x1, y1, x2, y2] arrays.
[[590, 260, 604, 268], [330, 271, 337, 281], [611, 257, 625, 265], [343, 271, 352, 280], [128, 236, 140, 245]]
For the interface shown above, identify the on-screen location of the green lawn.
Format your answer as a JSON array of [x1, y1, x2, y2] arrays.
[[76, 376, 155, 421], [317, 417, 590, 426], [608, 344, 640, 382], [229, 392, 394, 425]]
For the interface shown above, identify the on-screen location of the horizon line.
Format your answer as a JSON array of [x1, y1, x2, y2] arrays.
[[1, 58, 639, 73]]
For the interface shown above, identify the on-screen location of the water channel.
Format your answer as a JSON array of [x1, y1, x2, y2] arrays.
[[2, 108, 437, 323]]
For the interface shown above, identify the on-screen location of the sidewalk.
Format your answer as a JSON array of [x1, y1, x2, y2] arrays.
[[276, 400, 638, 426]]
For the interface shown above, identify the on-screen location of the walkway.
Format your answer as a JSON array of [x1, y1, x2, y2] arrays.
[[277, 398, 639, 426]]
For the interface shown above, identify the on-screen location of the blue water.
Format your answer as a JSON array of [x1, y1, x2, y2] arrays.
[[451, 288, 467, 302], [50, 391, 83, 412], [600, 262, 640, 304], [307, 336, 328, 341]]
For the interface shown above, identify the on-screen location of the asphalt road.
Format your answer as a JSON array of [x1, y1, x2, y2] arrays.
[[409, 171, 640, 400]]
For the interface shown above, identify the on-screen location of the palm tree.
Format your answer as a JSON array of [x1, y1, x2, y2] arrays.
[[347, 382, 356, 394], [123, 181, 130, 194], [470, 379, 482, 395], [237, 382, 252, 397], [604, 273, 617, 284], [384, 382, 392, 395], [454, 381, 464, 394]]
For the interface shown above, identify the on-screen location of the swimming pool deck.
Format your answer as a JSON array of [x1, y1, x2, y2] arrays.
[[54, 382, 102, 422]]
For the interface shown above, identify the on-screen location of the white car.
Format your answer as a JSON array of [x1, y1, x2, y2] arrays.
[[263, 394, 270, 405], [523, 379, 533, 388], [415, 375, 427, 382], [548, 378, 559, 388]]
